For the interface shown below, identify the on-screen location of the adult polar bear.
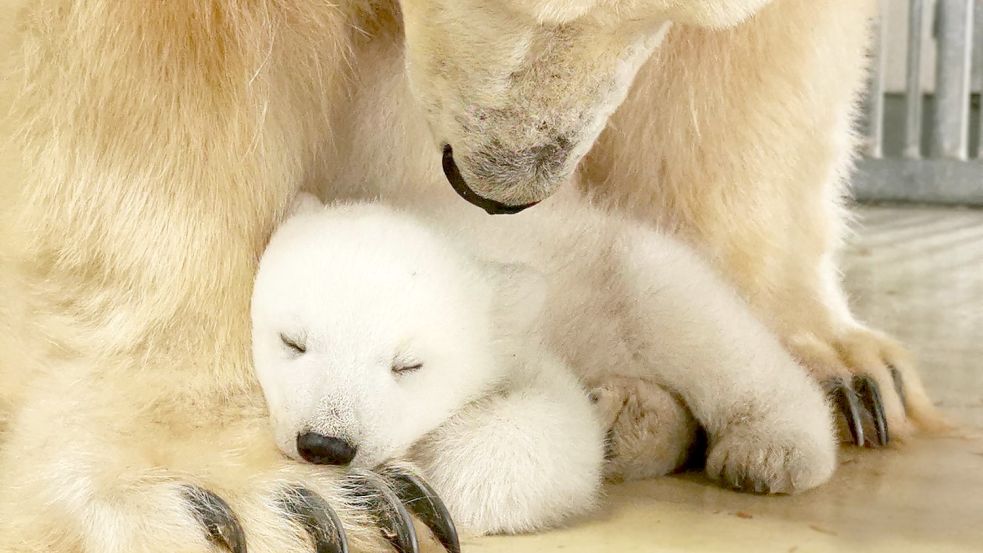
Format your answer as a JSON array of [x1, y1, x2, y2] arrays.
[[0, 0, 940, 551]]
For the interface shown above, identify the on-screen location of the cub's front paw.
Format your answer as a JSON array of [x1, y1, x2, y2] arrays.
[[706, 416, 837, 495]]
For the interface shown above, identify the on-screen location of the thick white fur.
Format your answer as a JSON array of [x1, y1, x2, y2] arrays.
[[412, 361, 605, 533], [421, 194, 840, 494], [0, 0, 939, 550], [253, 199, 607, 534], [251, 193, 837, 533]]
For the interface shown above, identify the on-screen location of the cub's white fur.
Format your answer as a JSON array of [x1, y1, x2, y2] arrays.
[[252, 193, 838, 533], [253, 198, 605, 534]]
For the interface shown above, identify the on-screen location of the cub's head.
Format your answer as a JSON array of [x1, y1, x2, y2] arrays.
[[396, 0, 770, 212], [251, 196, 537, 468]]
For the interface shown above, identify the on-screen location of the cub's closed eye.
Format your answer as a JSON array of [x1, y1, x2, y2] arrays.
[[280, 334, 306, 354], [392, 362, 423, 374]]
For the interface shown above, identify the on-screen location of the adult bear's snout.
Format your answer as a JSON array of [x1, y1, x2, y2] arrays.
[[441, 145, 539, 215], [296, 431, 357, 465]]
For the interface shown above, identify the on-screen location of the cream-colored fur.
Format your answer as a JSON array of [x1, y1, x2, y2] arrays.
[[0, 0, 937, 550], [581, 0, 943, 439], [396, 0, 770, 205], [0, 2, 377, 551]]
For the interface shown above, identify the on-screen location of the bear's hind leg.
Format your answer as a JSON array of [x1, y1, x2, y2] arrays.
[[590, 376, 700, 482]]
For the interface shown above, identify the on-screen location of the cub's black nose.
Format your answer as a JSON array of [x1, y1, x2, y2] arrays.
[[296, 432, 357, 465]]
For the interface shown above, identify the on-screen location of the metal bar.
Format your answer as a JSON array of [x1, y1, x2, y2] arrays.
[[931, 0, 974, 159], [853, 159, 983, 205], [973, 1, 983, 93], [904, 0, 926, 158], [866, 0, 889, 158], [977, 3, 983, 158]]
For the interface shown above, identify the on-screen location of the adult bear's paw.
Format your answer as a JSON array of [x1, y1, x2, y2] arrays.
[[183, 465, 459, 553], [787, 325, 949, 448], [0, 455, 458, 553]]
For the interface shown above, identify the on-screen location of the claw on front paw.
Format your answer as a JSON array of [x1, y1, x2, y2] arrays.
[[889, 365, 907, 413], [731, 472, 770, 495], [347, 470, 420, 553], [387, 469, 461, 553], [181, 468, 459, 553], [182, 485, 247, 553], [279, 486, 349, 553], [824, 376, 891, 448], [853, 375, 889, 446], [824, 378, 865, 447], [344, 467, 460, 553]]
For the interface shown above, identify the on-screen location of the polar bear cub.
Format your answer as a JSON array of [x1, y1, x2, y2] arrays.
[[252, 193, 838, 534], [252, 197, 606, 534]]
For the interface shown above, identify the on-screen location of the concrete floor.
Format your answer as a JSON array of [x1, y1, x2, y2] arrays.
[[467, 204, 983, 553]]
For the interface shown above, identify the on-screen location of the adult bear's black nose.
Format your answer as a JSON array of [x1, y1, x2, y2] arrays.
[[441, 144, 539, 215], [296, 432, 357, 465]]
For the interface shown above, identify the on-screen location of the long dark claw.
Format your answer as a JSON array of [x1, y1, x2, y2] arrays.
[[889, 365, 908, 413], [603, 428, 617, 461], [348, 470, 419, 553], [279, 486, 349, 553], [389, 470, 461, 553], [854, 375, 890, 446], [826, 379, 864, 447], [183, 485, 247, 553], [732, 472, 767, 495], [752, 479, 768, 495]]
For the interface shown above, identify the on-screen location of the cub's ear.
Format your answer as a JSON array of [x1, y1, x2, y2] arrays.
[[480, 261, 548, 336], [287, 192, 323, 217]]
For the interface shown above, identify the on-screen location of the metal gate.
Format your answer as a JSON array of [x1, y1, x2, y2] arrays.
[[854, 0, 983, 205]]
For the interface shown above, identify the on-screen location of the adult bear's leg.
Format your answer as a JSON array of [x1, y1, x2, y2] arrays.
[[0, 3, 458, 552], [582, 0, 942, 446]]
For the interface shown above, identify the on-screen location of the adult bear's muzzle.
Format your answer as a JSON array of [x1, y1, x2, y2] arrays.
[[441, 145, 540, 215]]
